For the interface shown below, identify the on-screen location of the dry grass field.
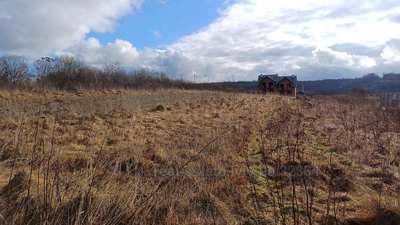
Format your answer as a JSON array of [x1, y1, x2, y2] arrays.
[[0, 89, 399, 225]]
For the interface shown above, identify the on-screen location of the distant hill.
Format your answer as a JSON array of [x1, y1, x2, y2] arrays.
[[195, 73, 400, 95], [300, 73, 400, 95]]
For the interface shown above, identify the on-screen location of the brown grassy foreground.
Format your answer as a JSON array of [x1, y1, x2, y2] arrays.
[[0, 89, 399, 225]]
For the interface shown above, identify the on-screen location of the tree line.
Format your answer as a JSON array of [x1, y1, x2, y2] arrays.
[[0, 55, 190, 90]]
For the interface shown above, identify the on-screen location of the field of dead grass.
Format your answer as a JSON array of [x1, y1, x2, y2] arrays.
[[0, 89, 399, 225]]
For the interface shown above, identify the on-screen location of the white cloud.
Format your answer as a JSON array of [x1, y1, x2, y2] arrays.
[[67, 38, 139, 67], [1, 0, 400, 81], [165, 0, 400, 80], [312, 48, 376, 69], [381, 47, 400, 63], [66, 39, 204, 81], [0, 0, 142, 57], [381, 39, 400, 64]]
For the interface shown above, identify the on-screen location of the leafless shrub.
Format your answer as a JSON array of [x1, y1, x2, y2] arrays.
[[36, 56, 191, 91], [34, 57, 56, 78], [0, 56, 30, 88]]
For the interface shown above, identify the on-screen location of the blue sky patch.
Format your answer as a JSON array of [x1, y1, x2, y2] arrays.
[[89, 0, 226, 49]]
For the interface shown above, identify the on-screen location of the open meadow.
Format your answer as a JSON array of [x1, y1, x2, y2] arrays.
[[0, 89, 399, 225]]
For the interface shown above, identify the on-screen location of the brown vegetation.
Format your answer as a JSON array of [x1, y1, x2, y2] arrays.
[[0, 56, 192, 91], [0, 89, 399, 225]]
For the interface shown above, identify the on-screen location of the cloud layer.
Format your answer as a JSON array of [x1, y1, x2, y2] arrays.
[[168, 0, 400, 80], [0, 0, 142, 56], [1, 0, 400, 81]]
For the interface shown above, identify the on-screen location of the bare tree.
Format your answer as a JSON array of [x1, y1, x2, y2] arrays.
[[103, 61, 121, 76], [0, 55, 29, 86], [34, 57, 56, 77], [55, 56, 80, 73]]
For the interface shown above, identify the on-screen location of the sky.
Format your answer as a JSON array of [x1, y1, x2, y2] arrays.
[[0, 0, 400, 81], [89, 0, 227, 49]]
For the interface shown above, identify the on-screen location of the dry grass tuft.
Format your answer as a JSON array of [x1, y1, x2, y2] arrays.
[[0, 89, 399, 225]]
